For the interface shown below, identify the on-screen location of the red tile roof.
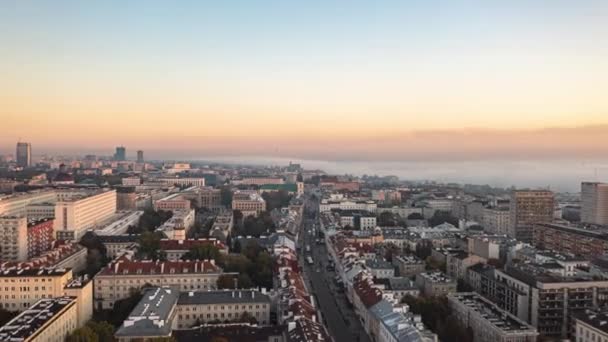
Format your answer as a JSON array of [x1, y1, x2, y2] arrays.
[[159, 238, 227, 252], [353, 273, 382, 308], [98, 258, 221, 276]]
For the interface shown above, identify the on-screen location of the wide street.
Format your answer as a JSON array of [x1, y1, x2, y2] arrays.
[[299, 194, 371, 342]]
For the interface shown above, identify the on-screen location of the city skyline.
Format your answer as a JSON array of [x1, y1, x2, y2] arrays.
[[2, 1, 608, 160]]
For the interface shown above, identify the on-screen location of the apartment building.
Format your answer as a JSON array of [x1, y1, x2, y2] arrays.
[[533, 222, 608, 259], [151, 177, 206, 187], [445, 251, 486, 281], [415, 272, 457, 297], [365, 259, 395, 279], [27, 218, 54, 258], [392, 255, 425, 277], [175, 290, 271, 328], [97, 234, 139, 259], [121, 177, 141, 186], [114, 287, 178, 341], [0, 297, 79, 342], [199, 187, 222, 210], [0, 216, 28, 262], [54, 189, 117, 240], [509, 190, 554, 242], [319, 199, 377, 213], [26, 202, 56, 220], [153, 193, 191, 211], [116, 186, 137, 210], [448, 292, 538, 342], [209, 209, 234, 242], [0, 268, 73, 311], [573, 310, 608, 342], [157, 209, 195, 240], [336, 210, 377, 230], [0, 191, 57, 216], [232, 191, 266, 217], [240, 177, 284, 186], [93, 257, 227, 309], [485, 263, 608, 338], [581, 182, 608, 225], [481, 207, 510, 235]]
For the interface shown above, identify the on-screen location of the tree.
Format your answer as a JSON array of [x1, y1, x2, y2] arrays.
[[182, 245, 222, 263], [407, 212, 424, 220], [425, 256, 446, 272], [232, 239, 241, 253], [428, 211, 458, 227], [415, 240, 433, 259], [401, 295, 473, 342], [137, 231, 165, 260], [86, 321, 115, 342], [130, 209, 173, 234], [262, 190, 293, 211], [220, 186, 233, 206], [377, 212, 398, 226], [238, 311, 258, 324], [217, 274, 238, 289], [85, 248, 108, 277], [0, 308, 17, 326], [240, 212, 275, 237], [66, 325, 99, 342], [94, 291, 143, 328]]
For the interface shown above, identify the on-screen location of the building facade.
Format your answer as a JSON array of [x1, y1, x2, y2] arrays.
[[0, 268, 73, 311], [0, 297, 79, 342], [232, 191, 266, 217], [0, 216, 28, 261], [175, 290, 271, 328], [481, 207, 510, 235], [533, 222, 608, 259], [509, 190, 554, 243], [16, 142, 31, 168], [27, 218, 55, 258], [93, 258, 227, 309], [448, 292, 538, 342], [581, 182, 608, 225], [54, 189, 117, 240]]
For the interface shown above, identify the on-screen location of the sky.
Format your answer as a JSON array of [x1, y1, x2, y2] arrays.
[[1, 0, 608, 164]]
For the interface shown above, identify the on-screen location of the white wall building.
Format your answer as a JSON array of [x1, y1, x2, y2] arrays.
[[54, 189, 117, 241]]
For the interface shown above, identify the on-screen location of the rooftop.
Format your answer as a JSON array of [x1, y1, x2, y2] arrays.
[[0, 297, 77, 341], [98, 257, 221, 276], [449, 292, 538, 335], [0, 267, 71, 278], [177, 290, 270, 305], [573, 309, 608, 334], [419, 272, 455, 283], [173, 324, 286, 342], [115, 287, 179, 338]]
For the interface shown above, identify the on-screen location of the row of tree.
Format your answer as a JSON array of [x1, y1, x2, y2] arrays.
[[401, 295, 473, 342]]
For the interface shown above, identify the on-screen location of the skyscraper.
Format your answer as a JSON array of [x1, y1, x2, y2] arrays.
[[114, 146, 126, 161], [137, 150, 144, 163], [581, 182, 608, 225], [16, 142, 31, 167], [509, 190, 554, 242]]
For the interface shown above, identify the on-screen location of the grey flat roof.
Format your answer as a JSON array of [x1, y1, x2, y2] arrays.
[[177, 290, 270, 305], [115, 287, 179, 338]]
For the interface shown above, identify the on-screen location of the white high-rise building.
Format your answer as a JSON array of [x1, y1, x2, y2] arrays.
[[0, 216, 28, 262], [581, 182, 608, 225], [54, 189, 117, 240]]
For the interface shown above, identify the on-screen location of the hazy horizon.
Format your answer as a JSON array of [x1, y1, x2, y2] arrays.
[[2, 1, 608, 191]]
